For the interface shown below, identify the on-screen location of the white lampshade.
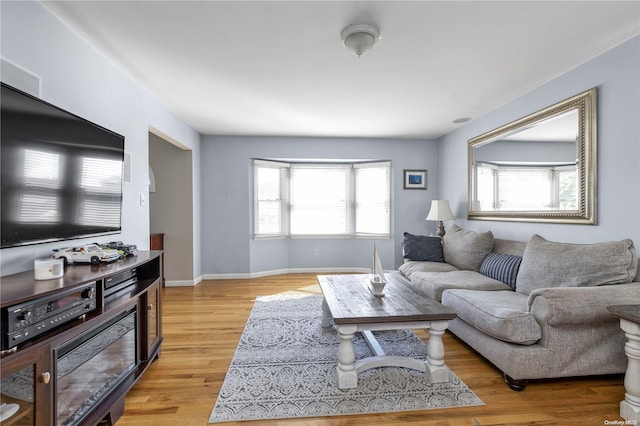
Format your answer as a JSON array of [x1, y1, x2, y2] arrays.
[[426, 200, 455, 222], [426, 200, 455, 237]]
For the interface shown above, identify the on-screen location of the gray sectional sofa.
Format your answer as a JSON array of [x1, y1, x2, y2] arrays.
[[397, 225, 640, 390]]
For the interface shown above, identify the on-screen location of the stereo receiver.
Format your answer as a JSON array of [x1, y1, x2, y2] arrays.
[[104, 267, 137, 299], [1, 281, 97, 351]]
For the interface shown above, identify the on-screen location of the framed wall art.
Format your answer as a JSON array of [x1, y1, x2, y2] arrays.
[[403, 169, 427, 189]]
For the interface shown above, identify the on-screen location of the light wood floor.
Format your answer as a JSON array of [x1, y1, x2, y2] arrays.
[[117, 274, 626, 426]]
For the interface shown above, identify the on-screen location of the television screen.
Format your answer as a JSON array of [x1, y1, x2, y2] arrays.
[[1, 83, 125, 249]]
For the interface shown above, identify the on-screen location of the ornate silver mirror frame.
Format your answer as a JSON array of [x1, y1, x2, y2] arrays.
[[468, 88, 597, 224]]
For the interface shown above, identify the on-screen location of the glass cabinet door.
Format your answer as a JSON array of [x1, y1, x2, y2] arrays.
[[1, 345, 52, 425], [145, 280, 161, 359], [55, 308, 137, 426]]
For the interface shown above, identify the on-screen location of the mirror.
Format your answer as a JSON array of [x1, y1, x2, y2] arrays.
[[468, 88, 596, 224]]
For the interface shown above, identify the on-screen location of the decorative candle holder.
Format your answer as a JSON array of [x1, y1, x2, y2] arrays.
[[370, 275, 386, 296]]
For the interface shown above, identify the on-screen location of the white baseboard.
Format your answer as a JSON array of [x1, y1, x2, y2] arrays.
[[165, 274, 203, 287], [202, 267, 370, 281]]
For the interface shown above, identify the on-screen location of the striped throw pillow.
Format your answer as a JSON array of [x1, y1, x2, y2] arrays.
[[480, 252, 522, 290]]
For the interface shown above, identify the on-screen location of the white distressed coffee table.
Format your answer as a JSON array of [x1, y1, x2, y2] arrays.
[[317, 273, 457, 389]]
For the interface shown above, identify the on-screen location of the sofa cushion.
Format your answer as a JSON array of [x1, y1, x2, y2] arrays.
[[399, 260, 459, 281], [493, 238, 526, 257], [516, 234, 638, 295], [442, 289, 541, 345], [402, 232, 445, 262], [480, 252, 522, 290], [411, 270, 512, 301], [443, 225, 494, 272]]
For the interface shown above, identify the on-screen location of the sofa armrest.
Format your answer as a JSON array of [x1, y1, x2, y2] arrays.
[[527, 282, 640, 326]]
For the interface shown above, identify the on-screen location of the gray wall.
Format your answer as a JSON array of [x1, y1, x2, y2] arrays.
[[439, 35, 640, 245], [0, 1, 201, 276], [149, 134, 194, 284], [201, 137, 441, 275]]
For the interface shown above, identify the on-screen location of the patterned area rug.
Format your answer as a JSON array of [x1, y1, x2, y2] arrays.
[[209, 293, 483, 423]]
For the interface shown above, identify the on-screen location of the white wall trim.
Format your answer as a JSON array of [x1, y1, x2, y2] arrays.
[[165, 279, 197, 287], [149, 126, 191, 151]]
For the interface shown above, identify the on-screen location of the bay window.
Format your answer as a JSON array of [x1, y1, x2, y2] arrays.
[[253, 159, 390, 239], [475, 161, 577, 211]]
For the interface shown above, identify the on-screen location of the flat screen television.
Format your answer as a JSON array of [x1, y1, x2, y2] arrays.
[[1, 82, 125, 249]]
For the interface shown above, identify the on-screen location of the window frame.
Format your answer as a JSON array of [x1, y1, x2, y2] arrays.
[[253, 159, 391, 240], [253, 159, 290, 239], [475, 161, 578, 211]]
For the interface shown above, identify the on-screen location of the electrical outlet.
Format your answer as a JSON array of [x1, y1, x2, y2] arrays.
[[313, 248, 319, 256]]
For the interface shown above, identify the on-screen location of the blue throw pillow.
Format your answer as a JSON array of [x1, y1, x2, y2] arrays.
[[480, 252, 522, 290], [403, 232, 445, 262]]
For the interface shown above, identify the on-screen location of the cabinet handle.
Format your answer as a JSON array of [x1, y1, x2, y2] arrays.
[[147, 304, 153, 311], [40, 372, 51, 384]]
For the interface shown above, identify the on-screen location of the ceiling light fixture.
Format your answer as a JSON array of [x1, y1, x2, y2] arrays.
[[341, 24, 380, 57]]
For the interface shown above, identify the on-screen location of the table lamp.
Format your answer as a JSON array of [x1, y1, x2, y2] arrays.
[[426, 200, 455, 237]]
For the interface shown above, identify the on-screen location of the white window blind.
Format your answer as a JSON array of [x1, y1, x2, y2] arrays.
[[475, 163, 496, 211], [78, 156, 123, 226], [354, 162, 390, 237], [254, 160, 288, 237], [19, 149, 61, 223], [80, 157, 122, 194], [476, 162, 577, 211], [24, 149, 60, 189], [498, 166, 553, 210], [556, 165, 578, 210], [290, 164, 352, 236]]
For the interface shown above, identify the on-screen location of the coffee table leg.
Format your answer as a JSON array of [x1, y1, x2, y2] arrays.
[[619, 318, 640, 422], [427, 320, 451, 383], [336, 324, 358, 389], [321, 298, 332, 328]]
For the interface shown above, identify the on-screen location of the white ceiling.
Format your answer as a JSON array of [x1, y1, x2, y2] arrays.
[[43, 1, 640, 139]]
